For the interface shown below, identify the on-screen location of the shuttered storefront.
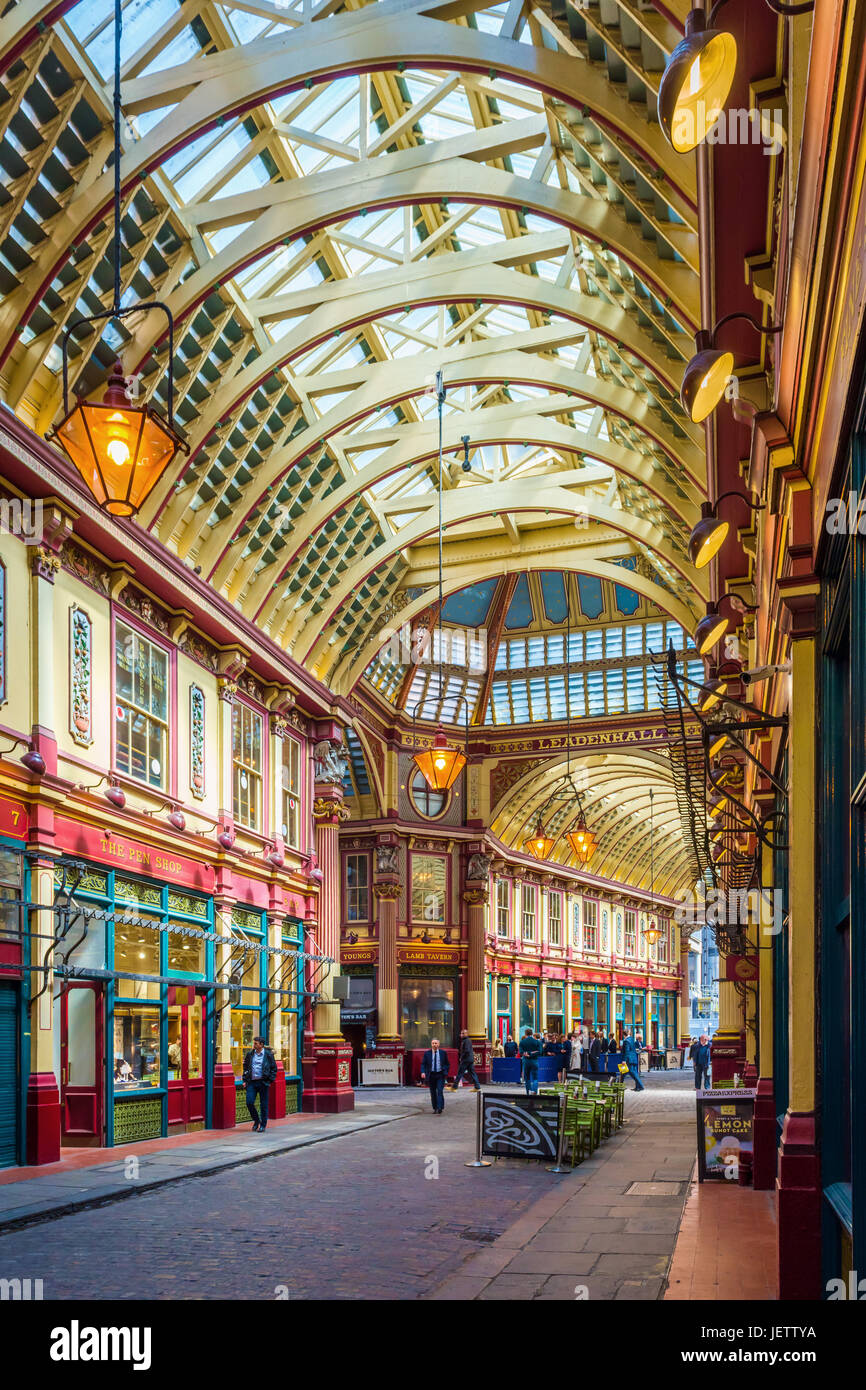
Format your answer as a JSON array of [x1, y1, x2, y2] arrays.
[[0, 983, 19, 1167]]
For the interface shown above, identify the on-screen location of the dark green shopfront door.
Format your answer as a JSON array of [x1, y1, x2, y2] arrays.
[[0, 983, 19, 1167]]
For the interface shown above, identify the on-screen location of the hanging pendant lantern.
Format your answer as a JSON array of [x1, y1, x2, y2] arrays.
[[413, 727, 466, 791], [46, 0, 187, 519], [52, 361, 187, 517], [642, 787, 660, 946], [643, 917, 662, 946], [524, 819, 555, 860]]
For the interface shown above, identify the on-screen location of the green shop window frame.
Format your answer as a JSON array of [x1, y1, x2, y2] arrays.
[[280, 917, 304, 1116], [229, 905, 267, 1113], [1, 838, 29, 1168], [64, 866, 215, 1147]]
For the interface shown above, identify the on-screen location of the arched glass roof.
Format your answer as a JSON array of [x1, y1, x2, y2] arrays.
[[1, 0, 703, 703]]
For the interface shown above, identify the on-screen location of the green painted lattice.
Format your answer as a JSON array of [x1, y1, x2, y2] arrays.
[[113, 1099, 162, 1145], [286, 1081, 300, 1115]]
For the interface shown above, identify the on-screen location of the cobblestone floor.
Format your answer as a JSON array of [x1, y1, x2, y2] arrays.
[[0, 1071, 697, 1301]]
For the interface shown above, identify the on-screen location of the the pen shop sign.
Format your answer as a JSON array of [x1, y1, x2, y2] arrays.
[[481, 1094, 561, 1161]]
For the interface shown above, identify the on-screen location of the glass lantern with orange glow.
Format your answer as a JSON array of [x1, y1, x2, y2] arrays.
[[523, 819, 555, 860], [412, 727, 466, 792], [51, 361, 188, 518], [565, 815, 597, 864]]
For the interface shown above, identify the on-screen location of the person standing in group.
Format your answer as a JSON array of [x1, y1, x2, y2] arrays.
[[504, 1034, 519, 1058], [451, 1029, 481, 1091], [557, 1034, 569, 1082], [620, 1029, 645, 1091], [519, 1026, 542, 1095], [693, 1034, 711, 1091], [242, 1035, 278, 1132], [420, 1038, 451, 1114], [491, 1036, 505, 1060], [588, 1030, 602, 1072]]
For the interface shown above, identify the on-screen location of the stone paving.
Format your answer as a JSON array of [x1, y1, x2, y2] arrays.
[[0, 1072, 698, 1300]]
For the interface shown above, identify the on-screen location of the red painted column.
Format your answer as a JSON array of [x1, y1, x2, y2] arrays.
[[302, 751, 354, 1113], [464, 850, 493, 1081], [26, 856, 61, 1164]]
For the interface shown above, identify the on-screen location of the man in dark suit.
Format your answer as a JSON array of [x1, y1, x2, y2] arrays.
[[451, 1029, 481, 1091], [242, 1035, 278, 1131], [588, 1031, 602, 1071], [693, 1034, 711, 1090], [420, 1038, 450, 1114], [518, 1027, 541, 1094]]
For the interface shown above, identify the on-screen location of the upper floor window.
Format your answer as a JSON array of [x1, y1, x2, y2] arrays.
[[346, 853, 370, 921], [115, 620, 168, 789], [0, 847, 22, 942], [548, 891, 562, 946], [583, 899, 598, 952], [412, 854, 447, 922], [521, 884, 537, 941], [232, 702, 263, 831], [409, 769, 448, 819], [280, 735, 302, 849], [656, 920, 669, 964], [625, 910, 637, 957], [496, 879, 510, 937]]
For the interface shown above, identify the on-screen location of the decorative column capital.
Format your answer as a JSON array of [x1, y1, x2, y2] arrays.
[[313, 794, 350, 825], [463, 886, 489, 906], [373, 879, 401, 901], [217, 677, 236, 703], [30, 546, 61, 582]]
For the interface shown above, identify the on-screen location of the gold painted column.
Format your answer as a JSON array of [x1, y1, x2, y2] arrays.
[[678, 930, 692, 1048], [710, 961, 746, 1084], [753, 842, 777, 1188], [776, 626, 820, 1294], [25, 535, 69, 1164], [464, 849, 493, 1080], [302, 745, 354, 1112], [373, 839, 402, 1055], [212, 897, 238, 1128]]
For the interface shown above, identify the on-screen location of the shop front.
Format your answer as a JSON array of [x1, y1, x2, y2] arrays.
[[650, 989, 680, 1051], [0, 818, 27, 1168], [58, 860, 217, 1147], [615, 985, 647, 1041], [517, 977, 539, 1035], [543, 980, 566, 1035], [398, 948, 460, 1083], [571, 983, 610, 1035], [339, 970, 378, 1076]]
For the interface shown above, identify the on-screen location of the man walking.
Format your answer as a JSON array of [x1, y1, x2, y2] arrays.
[[242, 1035, 277, 1131], [519, 1026, 541, 1095], [621, 1029, 645, 1091], [420, 1037, 450, 1114], [693, 1033, 711, 1091], [451, 1029, 481, 1091]]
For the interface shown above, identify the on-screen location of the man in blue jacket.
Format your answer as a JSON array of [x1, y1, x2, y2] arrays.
[[693, 1034, 711, 1091], [621, 1029, 645, 1091], [420, 1038, 450, 1114], [519, 1027, 542, 1094]]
